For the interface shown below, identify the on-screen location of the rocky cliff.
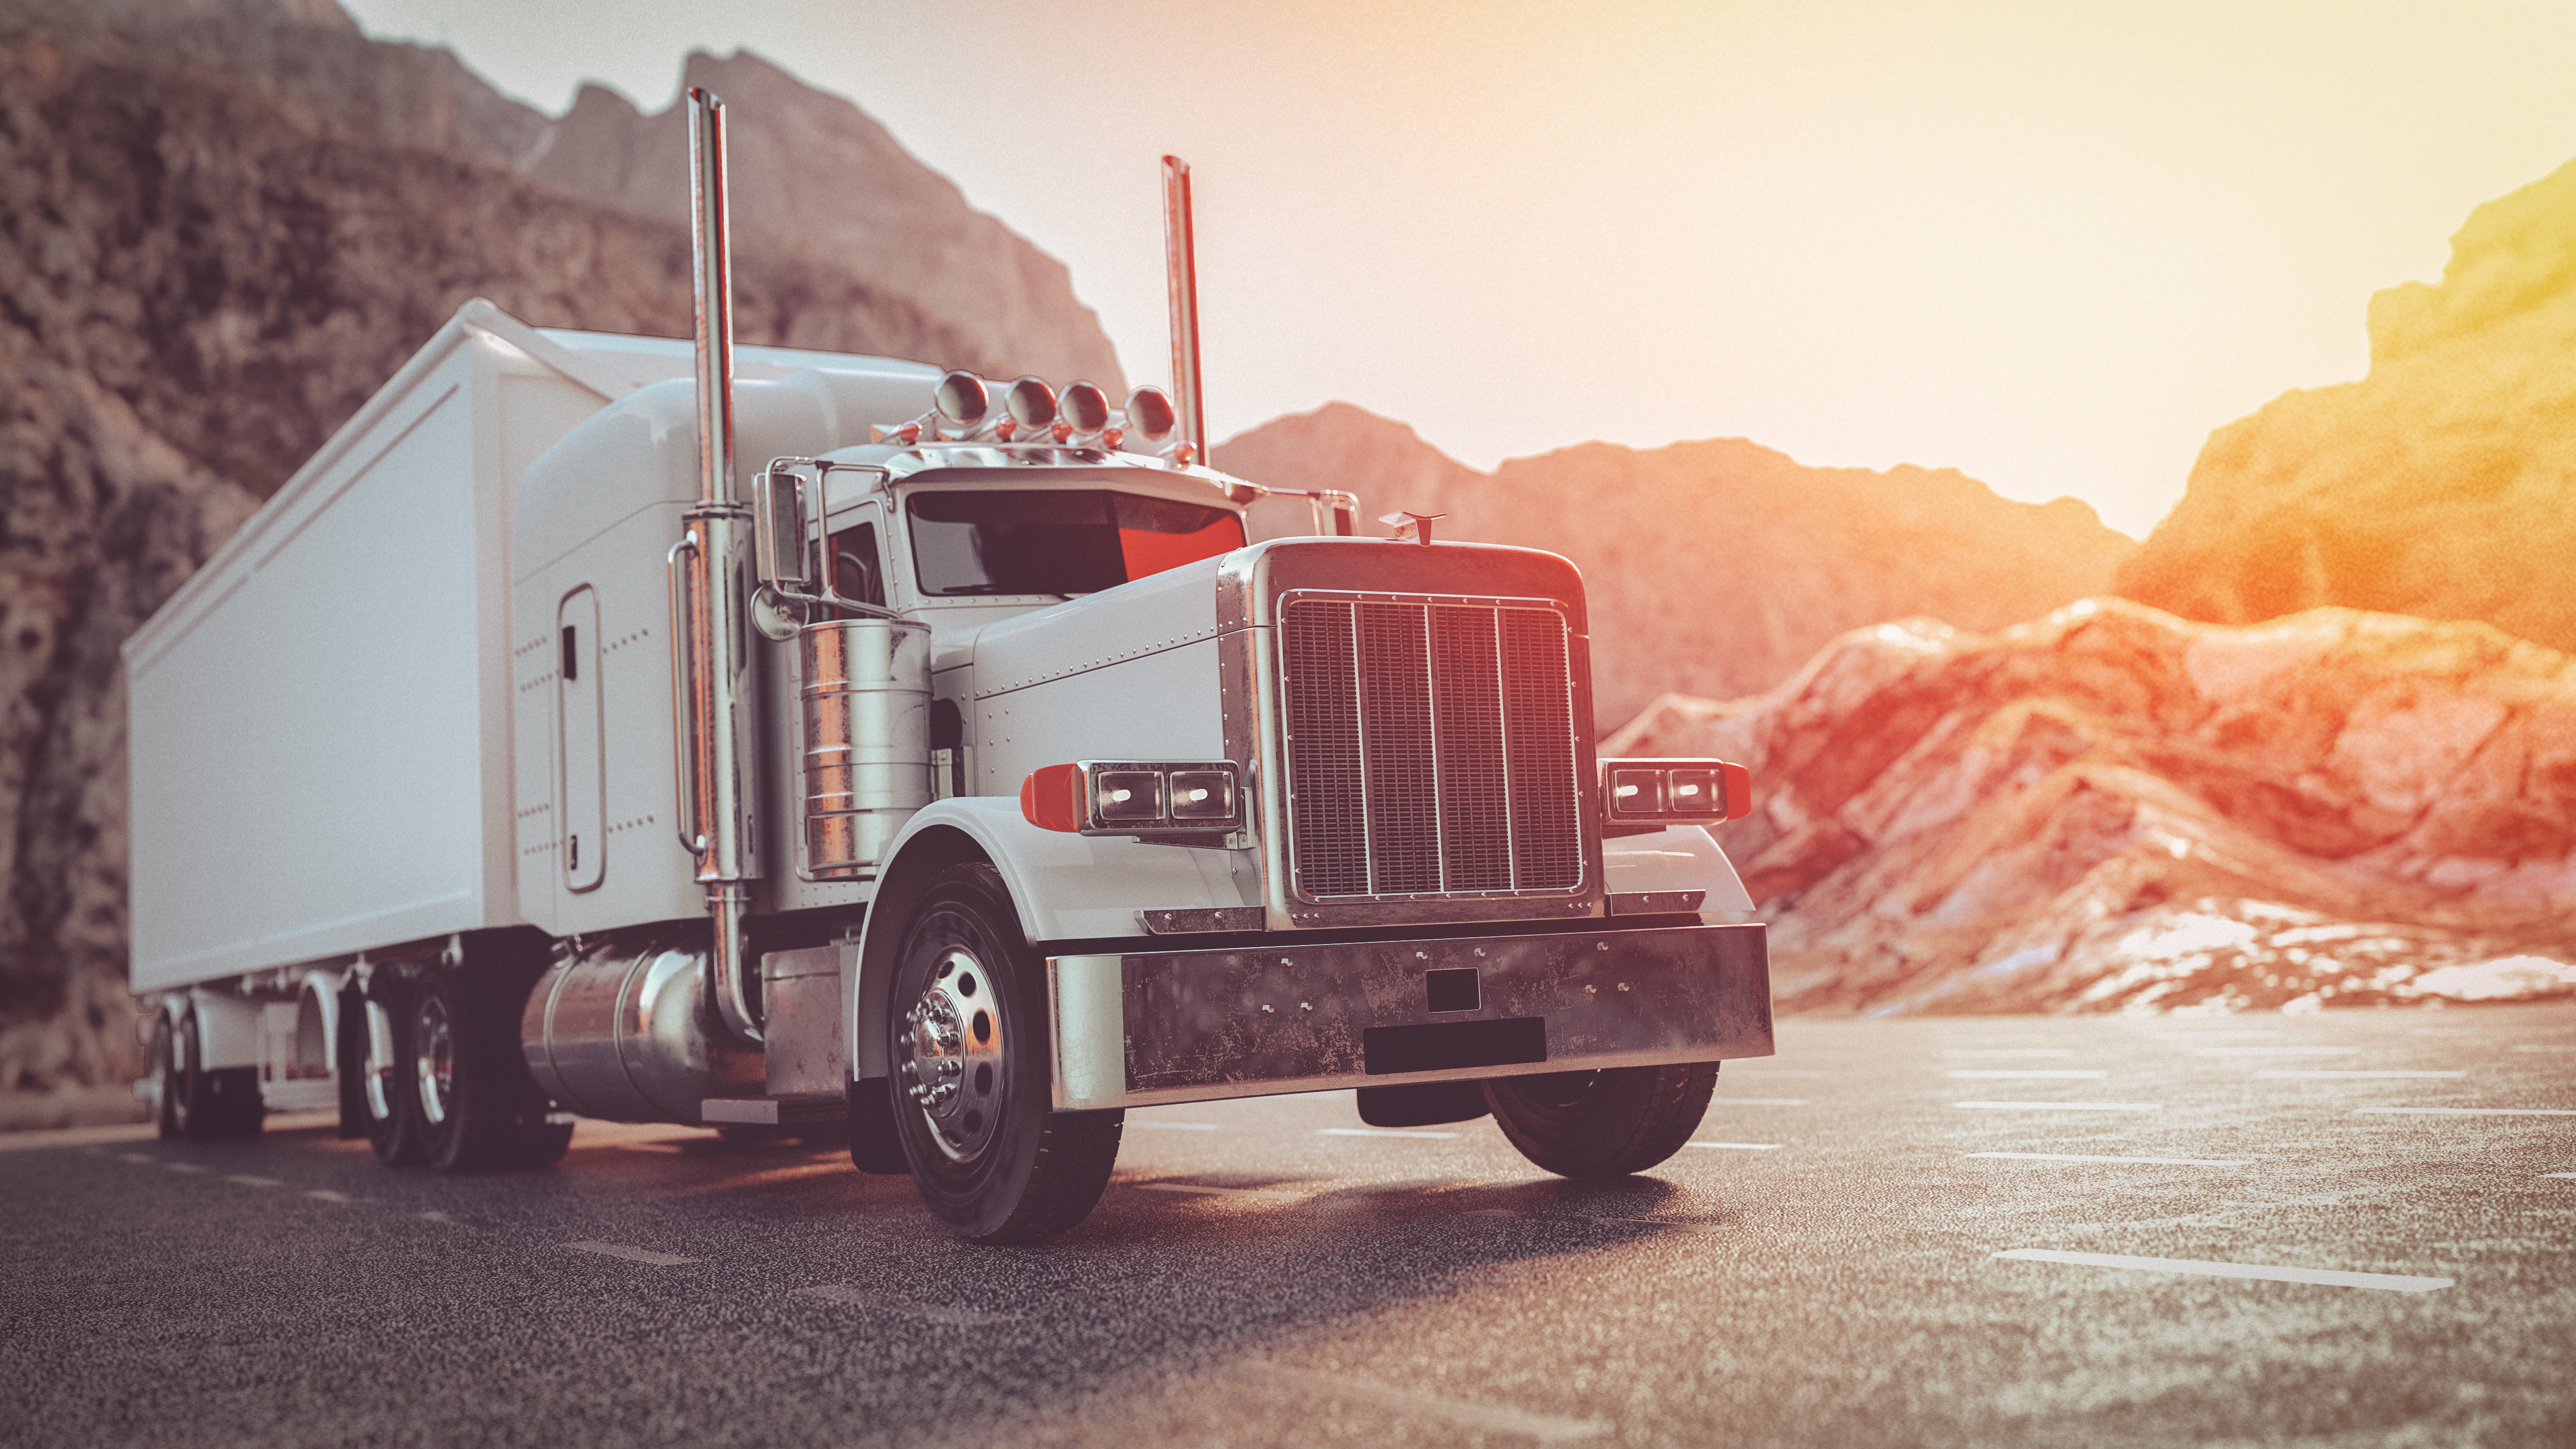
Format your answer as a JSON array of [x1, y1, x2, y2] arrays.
[[2116, 159, 2576, 651], [1611, 601, 2576, 1014], [1218, 405, 2137, 725], [0, 0, 1117, 1111]]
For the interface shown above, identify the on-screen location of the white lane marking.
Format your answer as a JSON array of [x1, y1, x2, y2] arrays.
[[419, 1211, 462, 1225], [114, 1153, 154, 1164], [1968, 1152, 2250, 1167], [2256, 1070, 2466, 1080], [792, 1285, 1020, 1324], [165, 1163, 210, 1174], [1317, 1127, 1460, 1139], [1711, 1098, 1810, 1106], [2354, 1107, 2576, 1117], [1126, 1121, 1221, 1131], [566, 1240, 699, 1266], [1949, 1070, 2108, 1080], [304, 1190, 362, 1203], [2189, 1047, 2358, 1058], [1247, 1365, 1612, 1441], [1686, 1141, 1784, 1151], [1955, 1101, 2162, 1113], [1137, 1182, 1311, 1200], [1993, 1249, 2451, 1293], [2543, 1173, 2576, 1181], [1943, 1049, 2077, 1059], [224, 1174, 284, 1187]]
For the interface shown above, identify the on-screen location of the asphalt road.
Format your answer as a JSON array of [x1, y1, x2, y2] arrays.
[[6, 1003, 2574, 1448]]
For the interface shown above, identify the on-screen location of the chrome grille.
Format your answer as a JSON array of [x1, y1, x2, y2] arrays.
[[1280, 595, 1584, 900]]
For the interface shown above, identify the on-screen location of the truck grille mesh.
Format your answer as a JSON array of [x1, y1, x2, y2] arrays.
[[1281, 596, 1583, 899]]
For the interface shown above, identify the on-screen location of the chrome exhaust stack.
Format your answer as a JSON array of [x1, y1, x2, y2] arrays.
[[669, 86, 762, 1044], [1161, 155, 1208, 465]]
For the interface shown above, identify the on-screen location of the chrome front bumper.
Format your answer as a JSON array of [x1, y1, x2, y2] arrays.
[[1046, 922, 1771, 1110]]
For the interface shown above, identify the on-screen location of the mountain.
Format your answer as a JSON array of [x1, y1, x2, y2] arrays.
[[1610, 600, 2576, 1014], [0, 0, 1119, 1114], [2116, 159, 2576, 651], [1217, 405, 2138, 726]]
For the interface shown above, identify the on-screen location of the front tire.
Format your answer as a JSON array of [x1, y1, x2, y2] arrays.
[[887, 863, 1122, 1242], [1484, 1063, 1717, 1178]]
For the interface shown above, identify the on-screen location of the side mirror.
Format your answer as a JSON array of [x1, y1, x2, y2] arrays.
[[752, 468, 810, 589]]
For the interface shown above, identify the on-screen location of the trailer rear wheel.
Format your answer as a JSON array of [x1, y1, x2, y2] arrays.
[[1484, 1062, 1717, 1178], [887, 863, 1123, 1243], [360, 976, 427, 1166], [150, 1013, 178, 1139], [169, 1010, 262, 1141]]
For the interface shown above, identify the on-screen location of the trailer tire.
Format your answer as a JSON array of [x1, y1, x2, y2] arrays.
[[412, 959, 567, 1173], [1484, 1062, 1717, 1178], [886, 863, 1123, 1242], [150, 1013, 178, 1139], [170, 1010, 263, 1141], [360, 975, 427, 1166]]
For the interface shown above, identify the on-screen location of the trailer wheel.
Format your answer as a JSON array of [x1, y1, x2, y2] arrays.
[[169, 1010, 262, 1141], [887, 863, 1123, 1242], [1484, 1062, 1717, 1178], [411, 963, 569, 1173], [360, 976, 427, 1166], [149, 1013, 178, 1139]]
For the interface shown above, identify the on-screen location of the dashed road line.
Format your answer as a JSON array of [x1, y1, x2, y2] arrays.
[[1956, 1101, 2162, 1113], [1317, 1127, 1460, 1139], [114, 1153, 154, 1164], [164, 1163, 210, 1174], [1244, 1365, 1611, 1441], [418, 1211, 463, 1225], [2543, 1172, 2575, 1181], [1686, 1141, 1783, 1151], [224, 1174, 284, 1187], [792, 1285, 1020, 1324], [1968, 1152, 2249, 1167], [1943, 1049, 2076, 1059], [1993, 1249, 2451, 1293], [566, 1240, 698, 1266], [1949, 1070, 2107, 1080], [2189, 1047, 2359, 1058], [304, 1190, 363, 1204], [1137, 1182, 1311, 1200], [2355, 1107, 2576, 1117], [2256, 1070, 2466, 1080]]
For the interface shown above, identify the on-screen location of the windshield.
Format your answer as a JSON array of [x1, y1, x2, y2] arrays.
[[906, 490, 1246, 596]]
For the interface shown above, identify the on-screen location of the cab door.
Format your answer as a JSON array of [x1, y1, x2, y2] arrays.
[[557, 586, 605, 892]]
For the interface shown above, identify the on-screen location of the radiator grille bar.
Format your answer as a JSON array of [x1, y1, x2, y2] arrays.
[[1281, 595, 1583, 900]]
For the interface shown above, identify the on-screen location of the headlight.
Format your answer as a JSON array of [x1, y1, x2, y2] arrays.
[[1023, 761, 1245, 837]]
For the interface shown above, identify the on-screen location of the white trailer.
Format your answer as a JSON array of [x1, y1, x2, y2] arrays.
[[126, 96, 1772, 1241]]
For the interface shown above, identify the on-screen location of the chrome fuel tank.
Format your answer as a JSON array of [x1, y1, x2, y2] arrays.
[[520, 935, 761, 1124]]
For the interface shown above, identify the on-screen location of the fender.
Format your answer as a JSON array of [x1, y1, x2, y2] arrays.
[[844, 796, 1260, 1079], [183, 990, 267, 1071], [1602, 827, 1757, 916]]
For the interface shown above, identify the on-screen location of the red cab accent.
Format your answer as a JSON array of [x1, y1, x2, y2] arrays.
[[1021, 763, 1086, 833]]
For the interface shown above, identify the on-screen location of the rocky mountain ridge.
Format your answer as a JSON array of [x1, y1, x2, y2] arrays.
[[2115, 157, 2576, 654], [1613, 600, 2576, 1015], [1218, 405, 2137, 724]]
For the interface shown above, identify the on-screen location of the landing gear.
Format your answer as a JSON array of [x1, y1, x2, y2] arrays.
[[887, 863, 1122, 1242], [1484, 1063, 1717, 1178]]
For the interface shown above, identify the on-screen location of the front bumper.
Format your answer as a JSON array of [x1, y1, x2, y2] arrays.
[[1046, 922, 1771, 1110]]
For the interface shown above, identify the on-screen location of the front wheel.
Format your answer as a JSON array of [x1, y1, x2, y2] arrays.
[[1484, 1063, 1717, 1178], [887, 863, 1122, 1242]]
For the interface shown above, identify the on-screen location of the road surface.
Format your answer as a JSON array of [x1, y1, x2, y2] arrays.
[[6, 1003, 2573, 1446]]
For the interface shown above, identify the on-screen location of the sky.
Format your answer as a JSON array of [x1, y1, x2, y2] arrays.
[[335, 0, 2576, 538]]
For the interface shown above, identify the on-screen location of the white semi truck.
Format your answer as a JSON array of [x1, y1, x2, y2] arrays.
[[124, 92, 1772, 1242]]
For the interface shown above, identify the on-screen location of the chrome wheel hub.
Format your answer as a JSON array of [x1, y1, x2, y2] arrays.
[[897, 949, 1004, 1162], [413, 996, 454, 1128]]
